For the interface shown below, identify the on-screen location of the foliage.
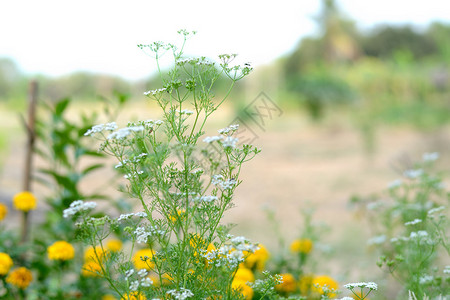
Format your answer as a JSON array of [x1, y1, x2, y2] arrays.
[[350, 153, 450, 299]]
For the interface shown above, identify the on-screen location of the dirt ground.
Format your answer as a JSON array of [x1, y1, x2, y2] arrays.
[[1, 108, 449, 281]]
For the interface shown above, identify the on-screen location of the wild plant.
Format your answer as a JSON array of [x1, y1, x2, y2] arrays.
[[69, 30, 269, 299], [351, 153, 449, 298]]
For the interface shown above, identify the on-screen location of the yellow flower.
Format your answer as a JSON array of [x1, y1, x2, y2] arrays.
[[290, 238, 313, 254], [102, 295, 117, 300], [82, 260, 102, 277], [6, 267, 33, 289], [169, 209, 186, 223], [13, 191, 37, 212], [311, 275, 338, 298], [0, 252, 13, 275], [106, 239, 122, 252], [47, 241, 75, 261], [234, 267, 255, 283], [275, 273, 297, 293], [121, 291, 146, 300], [0, 203, 8, 221], [133, 249, 155, 270], [232, 279, 254, 300], [84, 246, 106, 263], [299, 274, 314, 295], [244, 244, 270, 271]]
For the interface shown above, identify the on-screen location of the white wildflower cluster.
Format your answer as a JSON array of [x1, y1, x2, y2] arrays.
[[403, 169, 424, 179], [134, 225, 165, 244], [444, 266, 450, 274], [405, 219, 422, 226], [212, 174, 236, 190], [124, 170, 144, 179], [63, 200, 97, 218], [176, 57, 214, 66], [338, 297, 354, 300], [108, 126, 144, 140], [222, 136, 239, 149], [388, 179, 403, 189], [84, 122, 118, 136], [130, 280, 139, 291], [419, 274, 434, 285], [203, 135, 223, 143], [344, 282, 378, 290], [367, 235, 386, 245], [218, 124, 239, 135], [423, 152, 439, 162], [391, 231, 433, 244], [125, 269, 134, 279], [144, 88, 167, 96], [115, 153, 148, 169], [191, 195, 218, 204], [166, 288, 194, 300], [118, 212, 147, 221], [428, 206, 445, 216], [203, 235, 257, 267]]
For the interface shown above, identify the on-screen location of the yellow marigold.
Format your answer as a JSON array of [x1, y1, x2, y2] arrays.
[[6, 267, 33, 289], [121, 291, 146, 300], [234, 267, 255, 283], [133, 249, 155, 270], [299, 274, 314, 295], [82, 260, 102, 277], [102, 295, 117, 300], [84, 246, 106, 263], [47, 241, 75, 261], [169, 209, 186, 223], [244, 244, 270, 271], [0, 252, 13, 275], [106, 239, 122, 252], [311, 275, 338, 298], [232, 279, 254, 300], [290, 238, 313, 254], [0, 203, 7, 221], [275, 273, 297, 293], [13, 191, 37, 212]]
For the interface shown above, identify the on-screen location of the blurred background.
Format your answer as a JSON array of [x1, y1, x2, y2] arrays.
[[1, 0, 449, 284]]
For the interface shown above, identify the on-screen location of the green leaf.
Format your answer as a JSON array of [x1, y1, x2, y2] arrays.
[[81, 163, 104, 175], [54, 98, 71, 116]]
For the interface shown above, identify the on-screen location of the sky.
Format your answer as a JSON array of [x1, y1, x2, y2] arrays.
[[1, 0, 449, 81]]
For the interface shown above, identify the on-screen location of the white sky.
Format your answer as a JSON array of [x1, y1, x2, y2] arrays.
[[1, 0, 449, 81]]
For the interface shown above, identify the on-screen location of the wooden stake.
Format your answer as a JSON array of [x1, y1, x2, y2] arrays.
[[21, 80, 38, 243]]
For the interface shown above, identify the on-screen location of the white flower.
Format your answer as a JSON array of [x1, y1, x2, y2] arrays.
[[403, 169, 424, 179], [125, 269, 134, 279], [137, 269, 148, 277], [423, 152, 439, 162], [166, 288, 194, 300], [141, 277, 153, 287], [419, 274, 433, 285], [203, 135, 223, 143], [405, 219, 422, 226], [388, 179, 403, 189], [118, 213, 134, 221], [222, 136, 239, 149], [344, 282, 378, 290], [367, 235, 386, 245], [84, 122, 118, 136], [63, 200, 97, 218], [428, 206, 445, 215], [444, 266, 450, 274], [135, 212, 147, 218], [144, 88, 167, 96], [130, 280, 139, 291], [108, 126, 144, 140], [218, 124, 239, 135]]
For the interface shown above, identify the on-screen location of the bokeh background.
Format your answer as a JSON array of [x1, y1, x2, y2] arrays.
[[1, 0, 449, 285]]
